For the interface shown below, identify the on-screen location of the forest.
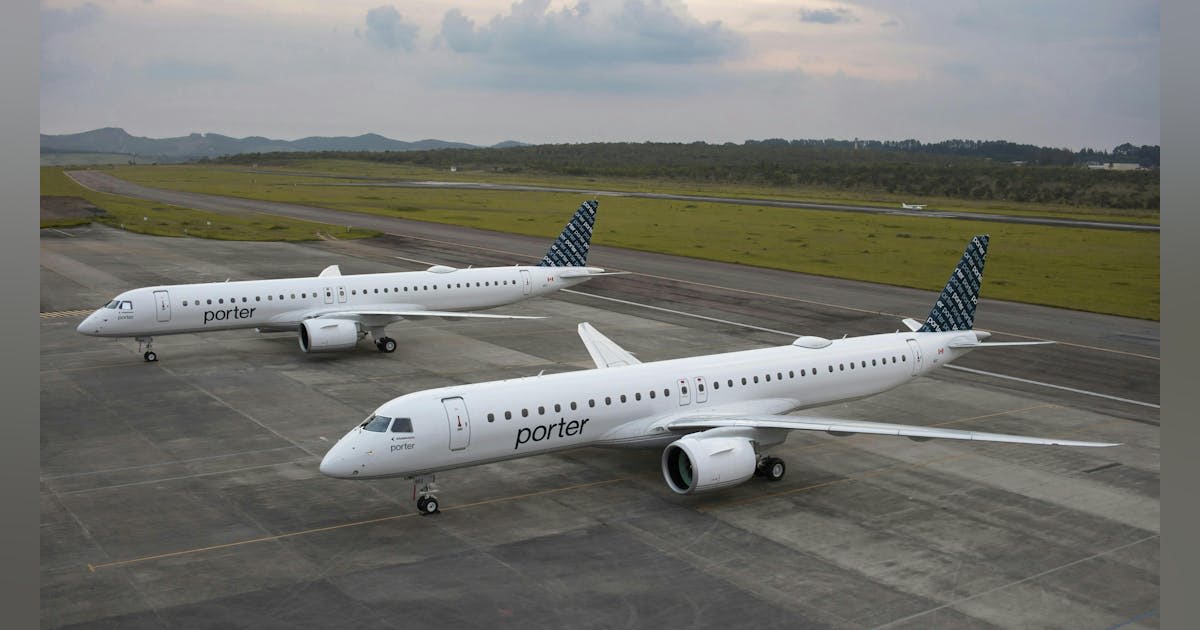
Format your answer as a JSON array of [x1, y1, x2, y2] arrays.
[[218, 139, 1160, 211]]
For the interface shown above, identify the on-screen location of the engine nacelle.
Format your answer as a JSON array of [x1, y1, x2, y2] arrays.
[[298, 319, 360, 353], [661, 435, 758, 495]]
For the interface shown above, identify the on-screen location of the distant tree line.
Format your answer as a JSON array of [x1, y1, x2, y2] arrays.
[[219, 139, 1160, 210]]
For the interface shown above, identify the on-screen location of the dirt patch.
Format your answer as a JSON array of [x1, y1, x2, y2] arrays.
[[41, 196, 105, 223]]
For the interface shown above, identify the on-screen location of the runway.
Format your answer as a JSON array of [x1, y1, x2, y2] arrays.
[[41, 221, 1158, 628]]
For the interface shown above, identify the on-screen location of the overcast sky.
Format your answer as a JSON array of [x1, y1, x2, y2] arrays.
[[40, 0, 1159, 150]]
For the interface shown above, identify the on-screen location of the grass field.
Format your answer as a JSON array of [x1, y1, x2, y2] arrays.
[[40, 167, 381, 241], [104, 163, 1159, 320]]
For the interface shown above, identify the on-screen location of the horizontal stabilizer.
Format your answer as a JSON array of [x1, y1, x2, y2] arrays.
[[555, 268, 629, 279], [667, 414, 1119, 448], [902, 318, 922, 332], [577, 322, 641, 368], [947, 339, 1055, 349]]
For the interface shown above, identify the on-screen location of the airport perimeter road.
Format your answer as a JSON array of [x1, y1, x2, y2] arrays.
[[70, 168, 1158, 233], [41, 225, 1157, 629]]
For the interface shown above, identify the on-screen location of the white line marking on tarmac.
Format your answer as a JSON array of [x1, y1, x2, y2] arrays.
[[945, 365, 1160, 409], [563, 288, 1159, 410]]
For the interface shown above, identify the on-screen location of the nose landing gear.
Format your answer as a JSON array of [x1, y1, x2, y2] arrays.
[[136, 337, 158, 362], [413, 475, 440, 515]]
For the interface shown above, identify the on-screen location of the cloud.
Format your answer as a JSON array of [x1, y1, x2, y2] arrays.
[[42, 2, 104, 40], [143, 59, 238, 83], [799, 8, 858, 25], [439, 0, 744, 67], [363, 5, 419, 52]]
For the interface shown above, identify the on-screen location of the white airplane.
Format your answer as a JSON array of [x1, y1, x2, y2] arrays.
[[77, 200, 613, 361], [901, 202, 927, 210], [320, 235, 1118, 514]]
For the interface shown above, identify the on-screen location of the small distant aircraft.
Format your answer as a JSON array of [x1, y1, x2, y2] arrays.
[[320, 235, 1117, 514], [77, 200, 616, 361], [901, 202, 928, 210]]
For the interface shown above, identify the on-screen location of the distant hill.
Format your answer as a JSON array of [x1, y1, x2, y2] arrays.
[[39, 127, 484, 161]]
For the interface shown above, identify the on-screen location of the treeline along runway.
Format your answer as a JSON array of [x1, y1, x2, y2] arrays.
[[40, 178, 1158, 628]]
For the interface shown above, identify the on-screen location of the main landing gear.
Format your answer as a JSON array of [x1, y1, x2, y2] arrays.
[[374, 336, 397, 353], [755, 456, 786, 482], [136, 336, 158, 362], [413, 475, 440, 515]]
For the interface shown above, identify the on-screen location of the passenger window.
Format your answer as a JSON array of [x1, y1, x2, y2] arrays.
[[649, 390, 656, 399], [242, 297, 247, 303], [554, 403, 561, 412], [765, 374, 771, 382], [538, 406, 545, 415], [589, 399, 595, 407], [698, 383, 705, 392], [362, 415, 391, 432], [840, 364, 845, 371], [727, 379, 733, 387], [620, 394, 627, 403], [487, 413, 495, 423], [570, 402, 577, 410], [850, 363, 855, 370], [777, 372, 783, 380], [255, 296, 261, 301], [207, 299, 213, 305], [788, 371, 794, 378], [712, 382, 719, 390], [390, 418, 413, 433], [183, 301, 188, 306], [828, 365, 834, 373], [861, 361, 866, 368], [505, 411, 512, 420], [521, 409, 528, 417], [218, 299, 224, 304], [605, 397, 612, 405], [635, 392, 642, 400], [663, 389, 669, 397], [681, 386, 688, 395], [872, 359, 876, 366], [902, 355, 906, 362], [741, 377, 747, 385]]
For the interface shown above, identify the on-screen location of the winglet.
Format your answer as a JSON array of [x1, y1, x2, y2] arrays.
[[319, 265, 342, 278], [538, 200, 599, 267], [919, 235, 988, 332], [577, 322, 640, 368]]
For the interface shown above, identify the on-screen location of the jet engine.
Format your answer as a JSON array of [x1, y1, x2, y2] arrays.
[[298, 319, 360, 353], [661, 435, 757, 494]]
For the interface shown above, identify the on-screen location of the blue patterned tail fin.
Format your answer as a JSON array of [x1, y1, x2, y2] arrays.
[[538, 200, 598, 267], [918, 235, 989, 332]]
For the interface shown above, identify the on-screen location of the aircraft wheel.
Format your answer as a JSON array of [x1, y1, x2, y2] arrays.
[[417, 496, 439, 515], [377, 337, 397, 353], [761, 457, 786, 482], [144, 351, 158, 362]]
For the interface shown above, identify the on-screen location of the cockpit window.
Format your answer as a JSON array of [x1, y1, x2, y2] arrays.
[[120, 300, 133, 310], [390, 418, 413, 433], [104, 300, 119, 309], [361, 415, 391, 432]]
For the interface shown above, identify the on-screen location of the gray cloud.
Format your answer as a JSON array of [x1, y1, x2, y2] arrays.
[[799, 8, 858, 25], [142, 59, 238, 83], [42, 2, 104, 40], [364, 5, 419, 52], [439, 0, 744, 67]]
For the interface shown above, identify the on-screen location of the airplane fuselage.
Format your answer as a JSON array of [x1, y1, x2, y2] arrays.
[[76, 265, 594, 338], [320, 331, 972, 479]]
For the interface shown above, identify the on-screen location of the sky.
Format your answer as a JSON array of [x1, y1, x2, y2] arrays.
[[40, 0, 1160, 150]]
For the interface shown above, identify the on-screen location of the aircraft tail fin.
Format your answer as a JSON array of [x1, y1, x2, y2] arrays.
[[918, 235, 988, 332], [538, 200, 598, 267]]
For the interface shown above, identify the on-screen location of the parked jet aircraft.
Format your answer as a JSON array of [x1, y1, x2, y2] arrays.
[[901, 202, 927, 210], [77, 200, 611, 361], [321, 235, 1117, 514]]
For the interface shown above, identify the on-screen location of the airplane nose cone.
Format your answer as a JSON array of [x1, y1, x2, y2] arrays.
[[319, 448, 359, 479], [76, 314, 97, 335]]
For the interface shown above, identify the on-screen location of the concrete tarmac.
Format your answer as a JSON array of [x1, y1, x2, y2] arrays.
[[41, 223, 1158, 629]]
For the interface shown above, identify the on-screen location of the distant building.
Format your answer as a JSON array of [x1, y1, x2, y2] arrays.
[[1086, 162, 1144, 171]]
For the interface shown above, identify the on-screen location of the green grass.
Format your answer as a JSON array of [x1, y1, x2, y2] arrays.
[[106, 164, 1159, 320], [40, 167, 381, 241]]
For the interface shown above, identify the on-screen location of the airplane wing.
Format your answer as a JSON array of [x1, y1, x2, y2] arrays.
[[665, 414, 1118, 447], [577, 322, 641, 368], [318, 309, 542, 321]]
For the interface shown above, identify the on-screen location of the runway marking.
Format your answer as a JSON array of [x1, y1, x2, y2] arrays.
[[373, 230, 1159, 361], [41, 445, 303, 481], [871, 534, 1159, 629], [56, 457, 316, 496], [86, 477, 629, 572], [561, 289, 1159, 409], [40, 309, 92, 319], [946, 365, 1160, 409]]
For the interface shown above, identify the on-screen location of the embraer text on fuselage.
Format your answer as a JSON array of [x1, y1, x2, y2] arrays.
[[514, 417, 590, 450], [203, 307, 257, 324]]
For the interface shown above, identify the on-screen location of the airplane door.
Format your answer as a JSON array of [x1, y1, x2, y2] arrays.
[[153, 290, 171, 323], [442, 397, 471, 451], [336, 286, 347, 303], [323, 286, 334, 304], [677, 378, 691, 406], [906, 339, 922, 375], [694, 377, 708, 403], [520, 269, 532, 295]]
